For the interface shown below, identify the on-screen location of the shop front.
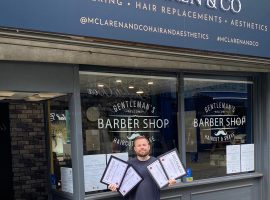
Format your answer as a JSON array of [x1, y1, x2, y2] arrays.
[[0, 60, 267, 200], [75, 69, 258, 200], [0, 0, 270, 200]]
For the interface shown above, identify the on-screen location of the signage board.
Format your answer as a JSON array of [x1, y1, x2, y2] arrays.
[[1, 0, 269, 58]]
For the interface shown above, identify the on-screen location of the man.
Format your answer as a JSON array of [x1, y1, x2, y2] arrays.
[[109, 135, 176, 199]]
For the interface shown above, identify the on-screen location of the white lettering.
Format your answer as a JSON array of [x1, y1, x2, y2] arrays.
[[231, 0, 241, 13], [98, 118, 104, 128], [165, 0, 241, 13], [194, 118, 224, 127], [220, 0, 230, 11], [135, 1, 157, 12], [99, 118, 170, 129], [206, 0, 217, 9], [226, 117, 246, 126]]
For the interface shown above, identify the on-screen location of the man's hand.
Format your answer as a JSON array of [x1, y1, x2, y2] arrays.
[[108, 183, 118, 192], [168, 178, 177, 186]]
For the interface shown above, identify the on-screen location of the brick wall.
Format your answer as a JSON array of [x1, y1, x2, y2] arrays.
[[9, 102, 48, 200]]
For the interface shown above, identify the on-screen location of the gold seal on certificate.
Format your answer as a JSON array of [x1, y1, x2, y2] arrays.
[[100, 156, 129, 187]]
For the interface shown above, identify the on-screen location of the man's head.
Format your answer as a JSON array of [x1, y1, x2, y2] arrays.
[[133, 136, 151, 158]]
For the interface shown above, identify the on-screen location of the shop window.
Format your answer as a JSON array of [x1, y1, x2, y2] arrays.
[[48, 95, 72, 193], [184, 77, 253, 179], [79, 72, 178, 194]]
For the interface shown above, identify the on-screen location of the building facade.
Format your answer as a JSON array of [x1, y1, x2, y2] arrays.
[[0, 0, 270, 200]]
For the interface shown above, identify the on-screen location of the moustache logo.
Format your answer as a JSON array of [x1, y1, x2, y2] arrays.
[[214, 130, 227, 136], [127, 133, 141, 140]]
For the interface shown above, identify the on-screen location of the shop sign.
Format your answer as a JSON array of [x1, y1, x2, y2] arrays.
[[193, 102, 246, 142], [0, 0, 269, 58], [97, 100, 170, 146]]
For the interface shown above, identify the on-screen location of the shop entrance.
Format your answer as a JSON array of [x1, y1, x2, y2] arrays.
[[0, 102, 13, 200], [0, 63, 75, 200], [0, 91, 68, 200]]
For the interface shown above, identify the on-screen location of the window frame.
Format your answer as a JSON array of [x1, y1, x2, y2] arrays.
[[182, 73, 255, 179], [77, 67, 260, 199]]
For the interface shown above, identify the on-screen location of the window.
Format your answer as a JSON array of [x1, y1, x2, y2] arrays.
[[79, 71, 178, 194], [48, 95, 72, 193], [184, 77, 253, 179]]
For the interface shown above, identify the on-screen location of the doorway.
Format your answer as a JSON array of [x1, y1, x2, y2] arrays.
[[0, 91, 67, 200], [0, 103, 13, 200]]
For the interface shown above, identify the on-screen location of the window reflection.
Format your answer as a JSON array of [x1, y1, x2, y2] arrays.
[[184, 77, 253, 179], [49, 95, 72, 192], [80, 72, 178, 194]]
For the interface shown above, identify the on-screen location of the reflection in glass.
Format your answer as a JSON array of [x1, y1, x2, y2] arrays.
[[184, 77, 253, 179], [80, 72, 178, 194], [48, 95, 72, 192]]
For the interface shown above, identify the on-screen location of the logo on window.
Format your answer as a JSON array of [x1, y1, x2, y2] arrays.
[[193, 102, 246, 142], [97, 99, 170, 146]]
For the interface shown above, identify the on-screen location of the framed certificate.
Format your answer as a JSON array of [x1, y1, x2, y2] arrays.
[[100, 156, 129, 187], [147, 159, 169, 189], [118, 166, 143, 197], [158, 149, 186, 179]]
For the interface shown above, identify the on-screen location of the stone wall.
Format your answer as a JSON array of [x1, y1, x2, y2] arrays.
[[9, 102, 48, 200]]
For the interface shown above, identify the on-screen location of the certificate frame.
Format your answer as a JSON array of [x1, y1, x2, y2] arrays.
[[147, 159, 169, 189], [100, 155, 129, 188], [118, 166, 143, 197], [158, 148, 187, 180]]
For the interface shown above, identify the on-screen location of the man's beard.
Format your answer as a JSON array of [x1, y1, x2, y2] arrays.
[[137, 150, 150, 157]]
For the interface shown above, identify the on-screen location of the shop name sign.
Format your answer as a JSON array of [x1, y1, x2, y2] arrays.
[[162, 0, 242, 13], [102, 0, 242, 13], [97, 100, 169, 146], [0, 0, 269, 58], [98, 100, 169, 129], [193, 102, 246, 142], [98, 117, 169, 129]]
